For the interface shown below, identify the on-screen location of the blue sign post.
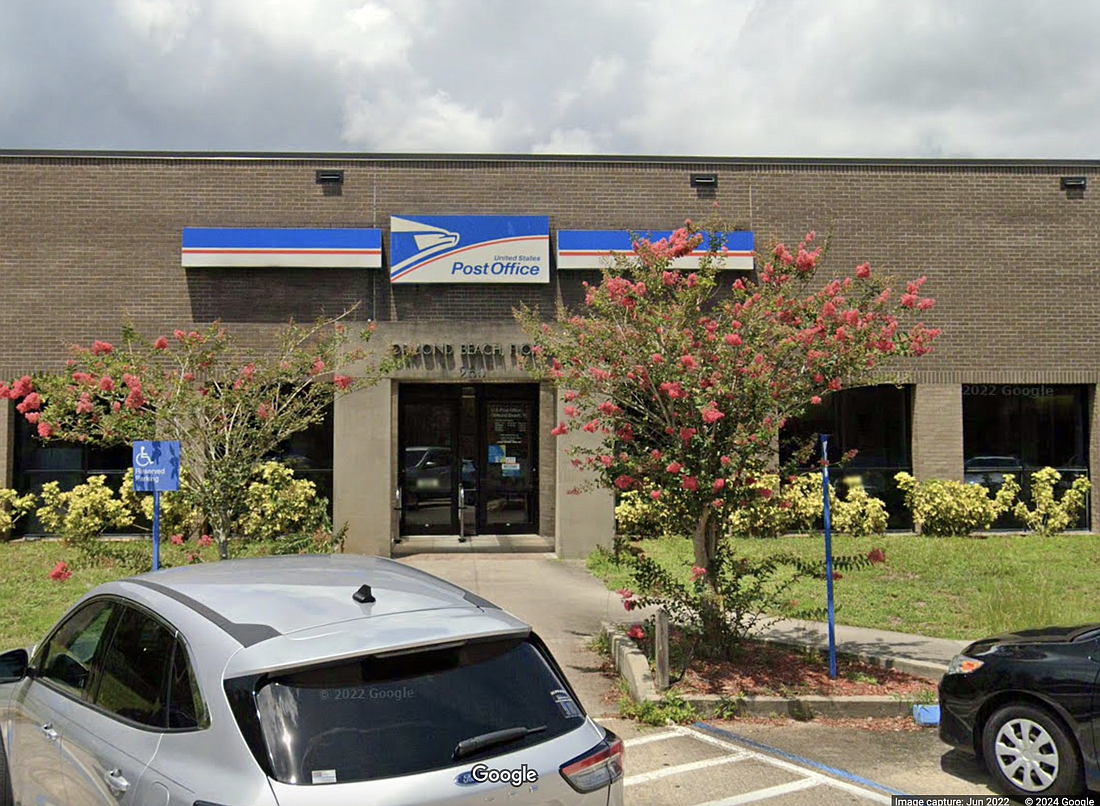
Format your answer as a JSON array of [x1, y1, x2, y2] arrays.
[[821, 434, 838, 679], [133, 441, 181, 571]]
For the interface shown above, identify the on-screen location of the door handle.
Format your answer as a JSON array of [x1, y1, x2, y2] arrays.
[[40, 723, 58, 742], [104, 768, 130, 794]]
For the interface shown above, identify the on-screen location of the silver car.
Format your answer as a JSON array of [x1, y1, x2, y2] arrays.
[[0, 555, 624, 805]]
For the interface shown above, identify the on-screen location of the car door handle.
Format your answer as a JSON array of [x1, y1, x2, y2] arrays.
[[40, 723, 58, 742], [104, 768, 130, 794]]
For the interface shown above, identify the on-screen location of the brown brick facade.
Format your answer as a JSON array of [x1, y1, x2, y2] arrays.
[[2, 153, 1098, 543]]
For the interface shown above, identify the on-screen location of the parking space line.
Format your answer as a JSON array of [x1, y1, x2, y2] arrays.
[[694, 778, 821, 805], [623, 730, 681, 748], [680, 725, 894, 804], [625, 752, 749, 786]]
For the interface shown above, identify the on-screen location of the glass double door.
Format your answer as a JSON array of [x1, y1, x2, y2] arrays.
[[399, 384, 538, 537]]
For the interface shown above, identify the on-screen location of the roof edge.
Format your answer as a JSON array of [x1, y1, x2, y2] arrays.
[[2, 149, 1100, 170]]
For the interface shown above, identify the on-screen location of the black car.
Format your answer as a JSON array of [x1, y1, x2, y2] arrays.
[[939, 624, 1100, 797]]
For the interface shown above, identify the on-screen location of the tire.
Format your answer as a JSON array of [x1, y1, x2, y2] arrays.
[[0, 737, 12, 806], [982, 703, 1084, 797]]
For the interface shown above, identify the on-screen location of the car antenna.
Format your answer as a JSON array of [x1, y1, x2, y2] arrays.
[[353, 584, 376, 604]]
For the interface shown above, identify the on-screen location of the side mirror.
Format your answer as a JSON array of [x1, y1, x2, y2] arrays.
[[0, 648, 28, 683]]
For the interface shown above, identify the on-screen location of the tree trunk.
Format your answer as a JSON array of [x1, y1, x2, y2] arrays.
[[211, 516, 231, 560], [692, 509, 721, 584]]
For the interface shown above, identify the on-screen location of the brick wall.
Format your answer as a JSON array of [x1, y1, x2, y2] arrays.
[[3, 154, 1097, 382]]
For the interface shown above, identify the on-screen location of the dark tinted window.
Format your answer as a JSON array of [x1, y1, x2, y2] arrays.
[[165, 640, 207, 729], [38, 600, 115, 697], [252, 638, 584, 785], [94, 607, 174, 727]]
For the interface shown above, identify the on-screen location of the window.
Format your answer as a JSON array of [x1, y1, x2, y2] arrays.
[[92, 606, 206, 730], [250, 638, 584, 785], [963, 384, 1089, 529], [37, 600, 115, 697], [781, 385, 913, 529]]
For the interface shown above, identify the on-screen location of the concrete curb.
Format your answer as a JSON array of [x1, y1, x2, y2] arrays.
[[602, 623, 936, 721]]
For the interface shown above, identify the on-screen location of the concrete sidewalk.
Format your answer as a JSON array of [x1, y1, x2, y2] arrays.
[[398, 554, 965, 716]]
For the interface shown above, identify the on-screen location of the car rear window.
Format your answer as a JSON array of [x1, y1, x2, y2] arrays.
[[251, 637, 584, 785]]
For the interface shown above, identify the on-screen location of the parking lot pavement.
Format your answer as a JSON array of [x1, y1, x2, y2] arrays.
[[600, 717, 998, 805]]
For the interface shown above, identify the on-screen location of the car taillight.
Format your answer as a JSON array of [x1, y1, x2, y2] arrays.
[[560, 733, 624, 793]]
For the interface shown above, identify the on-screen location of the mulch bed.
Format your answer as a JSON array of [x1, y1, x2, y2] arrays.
[[666, 635, 937, 699]]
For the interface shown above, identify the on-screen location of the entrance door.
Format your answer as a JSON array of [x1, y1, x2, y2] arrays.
[[399, 384, 538, 537]]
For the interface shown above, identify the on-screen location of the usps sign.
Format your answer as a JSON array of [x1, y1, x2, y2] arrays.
[[389, 215, 550, 284], [132, 441, 180, 492]]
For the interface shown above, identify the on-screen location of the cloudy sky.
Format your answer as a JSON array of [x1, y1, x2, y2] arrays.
[[2, 0, 1097, 157]]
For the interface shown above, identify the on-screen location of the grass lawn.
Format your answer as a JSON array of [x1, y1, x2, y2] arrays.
[[0, 538, 305, 651], [588, 533, 1100, 641]]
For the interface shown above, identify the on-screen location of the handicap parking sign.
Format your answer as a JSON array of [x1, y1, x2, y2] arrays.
[[132, 441, 181, 492]]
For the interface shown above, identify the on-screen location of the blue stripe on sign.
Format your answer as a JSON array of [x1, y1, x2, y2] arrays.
[[182, 228, 381, 251], [692, 722, 911, 797], [557, 230, 753, 254]]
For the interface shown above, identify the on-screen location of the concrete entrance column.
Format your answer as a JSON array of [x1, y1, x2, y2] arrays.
[[553, 392, 614, 558], [334, 379, 394, 556], [911, 384, 963, 482]]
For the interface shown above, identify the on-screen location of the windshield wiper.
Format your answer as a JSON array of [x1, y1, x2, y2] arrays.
[[453, 725, 547, 761]]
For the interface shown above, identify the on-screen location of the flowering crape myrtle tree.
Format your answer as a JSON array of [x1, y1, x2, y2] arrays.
[[2, 308, 393, 559], [517, 221, 940, 575]]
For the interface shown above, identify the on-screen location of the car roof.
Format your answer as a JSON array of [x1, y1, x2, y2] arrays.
[[117, 555, 529, 675]]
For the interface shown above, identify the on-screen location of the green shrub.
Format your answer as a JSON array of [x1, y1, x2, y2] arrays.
[[236, 462, 327, 540], [831, 477, 888, 537], [36, 476, 135, 546], [615, 490, 667, 538], [895, 471, 1019, 537], [0, 488, 37, 537], [1013, 467, 1091, 536]]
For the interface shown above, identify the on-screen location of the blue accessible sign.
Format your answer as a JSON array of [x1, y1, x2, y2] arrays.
[[132, 441, 180, 492], [133, 441, 180, 572]]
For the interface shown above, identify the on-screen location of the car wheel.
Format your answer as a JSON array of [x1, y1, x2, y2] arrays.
[[982, 704, 1083, 797], [0, 739, 12, 806]]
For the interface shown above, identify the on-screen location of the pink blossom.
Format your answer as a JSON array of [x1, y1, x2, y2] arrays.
[[680, 355, 698, 370], [564, 405, 578, 418], [91, 340, 113, 356], [691, 566, 707, 580], [551, 422, 568, 437], [75, 393, 94, 415], [24, 412, 39, 424], [582, 420, 599, 433], [333, 374, 352, 390], [188, 331, 201, 341], [650, 353, 664, 364], [900, 293, 918, 309], [37, 421, 54, 438], [170, 534, 184, 546], [563, 390, 578, 402], [48, 561, 71, 582], [916, 297, 935, 311], [810, 395, 822, 405], [724, 333, 742, 347], [713, 478, 726, 491], [10, 376, 33, 398], [153, 336, 169, 350], [666, 462, 682, 474], [256, 402, 273, 419], [650, 490, 662, 501], [701, 403, 725, 424], [311, 358, 325, 375], [720, 455, 731, 466], [681, 476, 699, 492], [198, 534, 213, 547], [856, 262, 871, 279], [712, 499, 724, 508], [758, 487, 773, 499], [623, 598, 637, 611], [16, 393, 42, 413], [679, 427, 697, 442], [828, 378, 842, 392], [71, 372, 94, 385], [650, 449, 662, 459], [599, 455, 613, 467], [627, 625, 646, 640], [597, 401, 621, 416], [616, 588, 633, 599], [125, 390, 145, 410], [111, 401, 122, 413], [174, 329, 186, 340], [613, 475, 635, 491]]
